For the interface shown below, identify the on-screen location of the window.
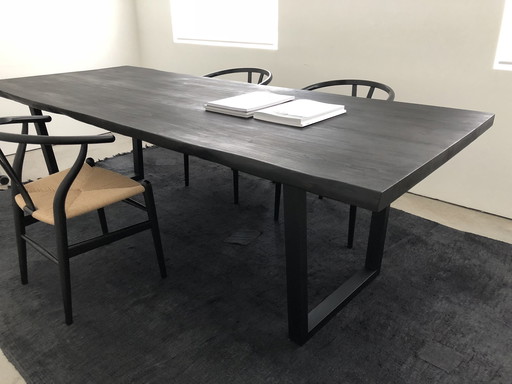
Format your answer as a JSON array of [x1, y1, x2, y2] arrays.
[[494, 0, 512, 70], [170, 0, 278, 50]]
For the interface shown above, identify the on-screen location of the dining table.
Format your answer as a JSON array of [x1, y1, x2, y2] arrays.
[[0, 66, 495, 345]]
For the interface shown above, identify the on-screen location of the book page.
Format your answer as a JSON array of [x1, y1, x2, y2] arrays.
[[262, 99, 344, 119], [205, 91, 295, 113]]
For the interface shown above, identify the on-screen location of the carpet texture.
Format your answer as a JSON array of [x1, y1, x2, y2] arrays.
[[0, 147, 511, 383]]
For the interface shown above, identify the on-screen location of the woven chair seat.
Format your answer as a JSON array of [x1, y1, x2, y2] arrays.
[[15, 164, 144, 225]]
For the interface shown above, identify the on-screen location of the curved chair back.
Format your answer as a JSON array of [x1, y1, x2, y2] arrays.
[[204, 67, 273, 85], [302, 79, 395, 101]]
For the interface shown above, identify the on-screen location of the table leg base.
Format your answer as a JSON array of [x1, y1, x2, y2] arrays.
[[284, 184, 390, 345], [307, 268, 379, 337]]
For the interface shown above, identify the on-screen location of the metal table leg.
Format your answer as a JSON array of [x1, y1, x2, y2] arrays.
[[132, 138, 144, 180], [283, 184, 390, 345], [29, 107, 59, 174]]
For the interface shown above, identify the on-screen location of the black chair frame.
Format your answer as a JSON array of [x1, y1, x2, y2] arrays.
[[183, 67, 273, 203], [302, 79, 395, 101], [0, 115, 167, 324], [204, 67, 273, 86], [274, 79, 395, 248]]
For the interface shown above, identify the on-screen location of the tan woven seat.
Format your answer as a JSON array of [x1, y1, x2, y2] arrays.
[[15, 164, 144, 225]]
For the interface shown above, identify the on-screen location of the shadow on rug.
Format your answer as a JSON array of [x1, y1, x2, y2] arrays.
[[0, 147, 511, 383]]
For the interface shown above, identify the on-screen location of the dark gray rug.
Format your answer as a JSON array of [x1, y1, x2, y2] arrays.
[[0, 147, 511, 383]]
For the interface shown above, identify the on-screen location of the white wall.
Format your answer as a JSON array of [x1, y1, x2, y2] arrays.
[[136, 0, 512, 219], [0, 0, 141, 153]]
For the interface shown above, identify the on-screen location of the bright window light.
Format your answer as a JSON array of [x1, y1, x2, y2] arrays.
[[170, 0, 278, 50], [494, 0, 512, 70]]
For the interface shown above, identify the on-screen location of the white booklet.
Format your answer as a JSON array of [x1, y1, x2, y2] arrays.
[[253, 99, 346, 127], [205, 91, 295, 118]]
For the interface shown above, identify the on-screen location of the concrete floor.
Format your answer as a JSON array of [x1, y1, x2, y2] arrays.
[[1, 136, 511, 383]]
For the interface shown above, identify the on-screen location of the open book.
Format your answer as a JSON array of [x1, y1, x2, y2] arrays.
[[205, 91, 295, 118], [253, 99, 346, 127]]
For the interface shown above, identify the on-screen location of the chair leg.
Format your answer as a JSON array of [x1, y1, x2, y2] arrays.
[[183, 154, 189, 187], [274, 182, 282, 221], [13, 207, 28, 284], [55, 223, 73, 325], [232, 169, 239, 204], [142, 181, 167, 279], [97, 208, 109, 234], [347, 204, 357, 249]]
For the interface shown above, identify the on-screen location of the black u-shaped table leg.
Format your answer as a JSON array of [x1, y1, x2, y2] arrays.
[[283, 184, 390, 345]]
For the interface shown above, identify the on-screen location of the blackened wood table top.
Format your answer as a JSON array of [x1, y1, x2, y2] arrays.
[[0, 66, 494, 211]]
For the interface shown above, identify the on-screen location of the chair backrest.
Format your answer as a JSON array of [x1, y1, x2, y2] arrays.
[[204, 67, 273, 85], [0, 116, 114, 213], [302, 79, 395, 101]]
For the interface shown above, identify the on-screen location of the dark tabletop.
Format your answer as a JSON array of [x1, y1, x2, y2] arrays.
[[0, 66, 494, 211]]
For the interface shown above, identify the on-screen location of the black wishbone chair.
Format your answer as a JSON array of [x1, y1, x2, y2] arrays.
[[183, 67, 273, 204], [274, 79, 396, 248], [132, 68, 273, 205], [0, 115, 167, 324]]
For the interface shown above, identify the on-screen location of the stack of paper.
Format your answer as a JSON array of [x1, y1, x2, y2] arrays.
[[253, 99, 346, 127], [205, 91, 295, 118]]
